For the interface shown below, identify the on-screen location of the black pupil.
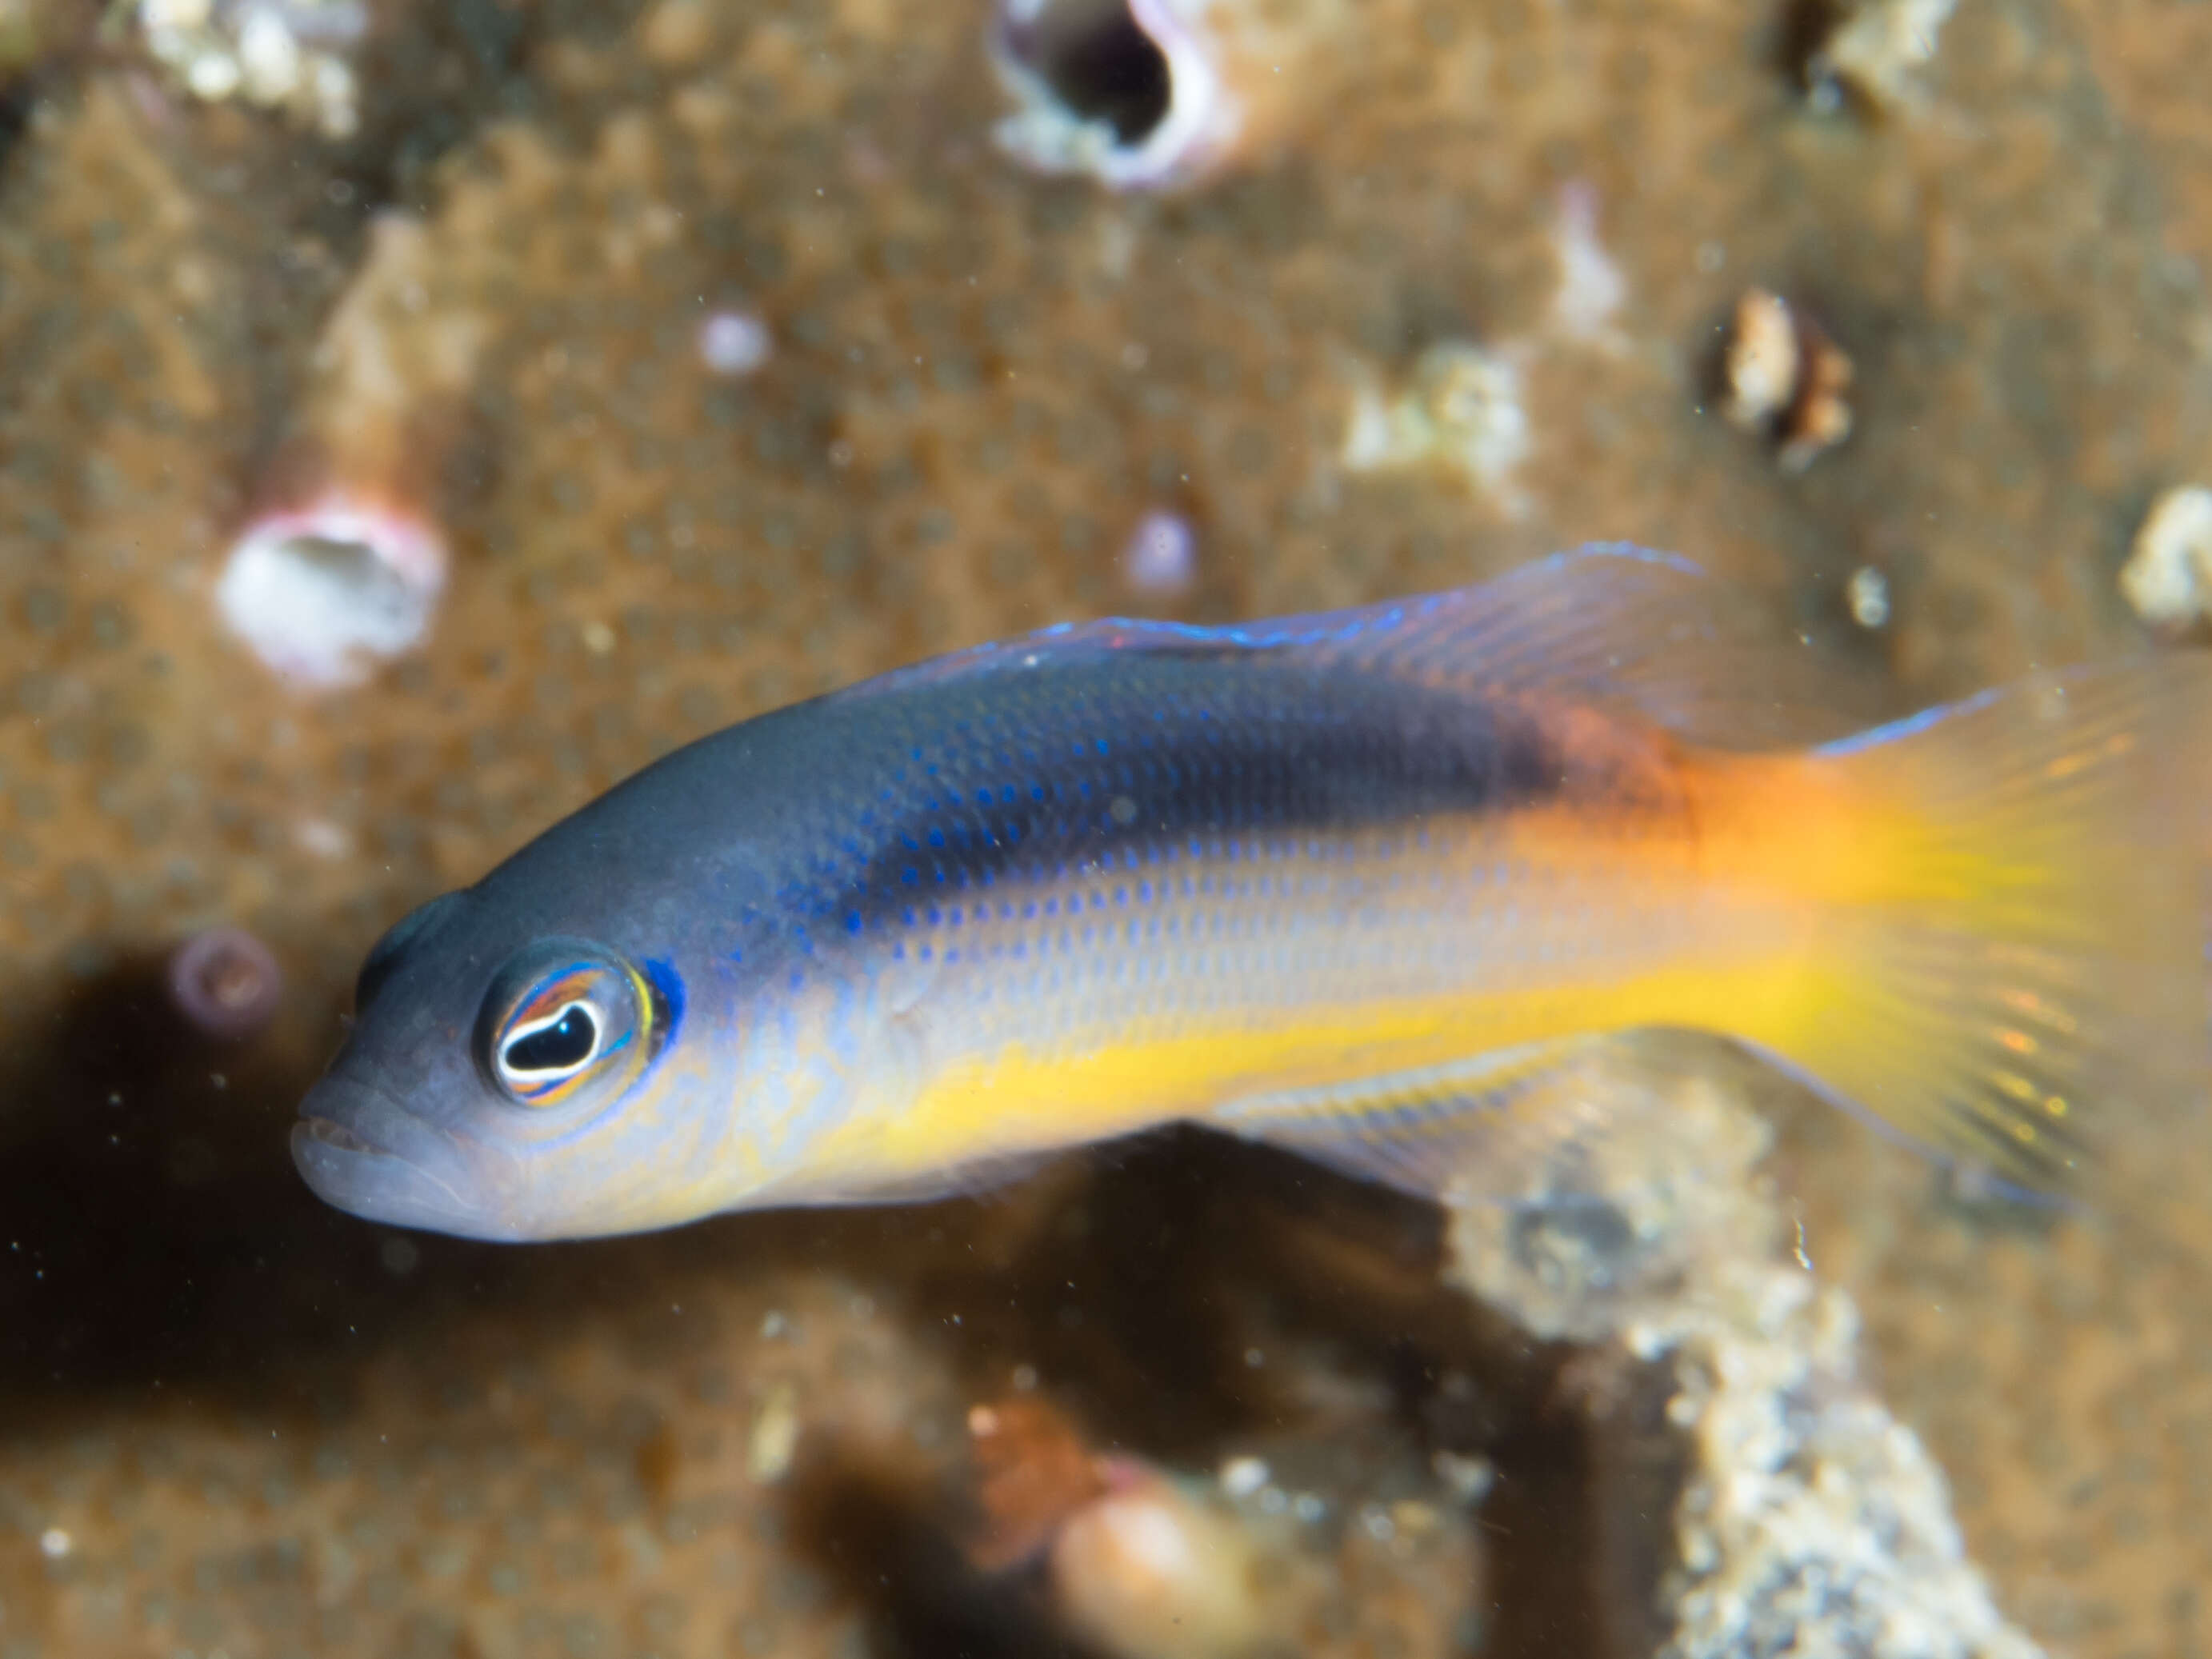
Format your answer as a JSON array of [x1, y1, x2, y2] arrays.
[[504, 1005, 598, 1074]]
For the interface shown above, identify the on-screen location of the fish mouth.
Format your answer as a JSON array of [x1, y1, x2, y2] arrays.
[[291, 1079, 529, 1242]]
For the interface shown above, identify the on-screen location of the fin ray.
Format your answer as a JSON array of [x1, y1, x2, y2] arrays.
[[1742, 657, 2212, 1205], [1206, 1036, 1610, 1202], [837, 545, 1875, 748]]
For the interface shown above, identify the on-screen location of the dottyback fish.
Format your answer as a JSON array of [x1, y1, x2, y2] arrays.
[[292, 546, 2211, 1240]]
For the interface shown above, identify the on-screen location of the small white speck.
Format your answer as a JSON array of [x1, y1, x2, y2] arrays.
[[1430, 1450, 1496, 1505], [1242, 1346, 1264, 1369], [698, 310, 773, 377], [1218, 1456, 1269, 1498], [747, 1381, 802, 1484], [39, 1527, 71, 1559], [760, 1309, 790, 1340], [236, 7, 302, 102], [1291, 1493, 1326, 1524], [1121, 510, 1197, 596], [186, 49, 242, 100], [142, 0, 214, 30], [294, 816, 354, 861], [1846, 566, 1890, 629]]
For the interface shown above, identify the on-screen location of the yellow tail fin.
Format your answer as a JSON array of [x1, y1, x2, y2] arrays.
[[1738, 658, 2212, 1201]]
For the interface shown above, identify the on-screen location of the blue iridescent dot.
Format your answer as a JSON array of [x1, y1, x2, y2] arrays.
[[846, 912, 864, 934]]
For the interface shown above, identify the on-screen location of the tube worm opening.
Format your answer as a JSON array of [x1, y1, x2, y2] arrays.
[[1016, 0, 1173, 145], [167, 927, 286, 1044], [993, 0, 1232, 191], [214, 498, 446, 690]]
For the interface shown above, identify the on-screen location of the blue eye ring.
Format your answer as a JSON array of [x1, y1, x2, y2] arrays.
[[475, 939, 666, 1110]]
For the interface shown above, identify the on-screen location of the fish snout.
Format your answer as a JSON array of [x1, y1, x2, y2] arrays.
[[292, 1077, 528, 1241]]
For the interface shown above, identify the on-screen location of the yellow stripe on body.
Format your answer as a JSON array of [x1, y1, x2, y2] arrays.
[[863, 956, 1844, 1178]]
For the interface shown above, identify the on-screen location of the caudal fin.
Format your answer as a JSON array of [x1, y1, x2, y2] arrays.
[[1749, 657, 2212, 1201]]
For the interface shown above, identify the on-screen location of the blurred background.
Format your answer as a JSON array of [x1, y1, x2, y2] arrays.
[[0, 1, 2206, 1655]]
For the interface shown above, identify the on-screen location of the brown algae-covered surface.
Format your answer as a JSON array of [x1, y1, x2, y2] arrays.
[[0, 1, 2208, 1655]]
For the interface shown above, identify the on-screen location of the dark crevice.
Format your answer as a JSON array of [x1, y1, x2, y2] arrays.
[[1016, 0, 1172, 146]]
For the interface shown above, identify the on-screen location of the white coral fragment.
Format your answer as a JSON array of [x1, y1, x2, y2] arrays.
[[1342, 343, 1530, 514], [1550, 182, 1627, 348], [2119, 485, 2212, 629], [138, 0, 366, 138], [1808, 0, 1958, 113]]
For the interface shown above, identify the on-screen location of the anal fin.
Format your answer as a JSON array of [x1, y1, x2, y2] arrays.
[[1206, 1037, 1622, 1205]]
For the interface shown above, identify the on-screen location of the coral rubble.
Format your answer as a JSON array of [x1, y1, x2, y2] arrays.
[[1718, 288, 1854, 474], [1446, 1049, 2040, 1659]]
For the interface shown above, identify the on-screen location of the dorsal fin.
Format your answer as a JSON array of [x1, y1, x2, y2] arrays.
[[834, 546, 1874, 750]]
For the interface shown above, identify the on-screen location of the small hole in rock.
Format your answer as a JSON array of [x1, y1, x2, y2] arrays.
[[1024, 0, 1173, 146]]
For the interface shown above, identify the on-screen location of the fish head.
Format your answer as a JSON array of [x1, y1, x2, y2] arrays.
[[294, 885, 717, 1241]]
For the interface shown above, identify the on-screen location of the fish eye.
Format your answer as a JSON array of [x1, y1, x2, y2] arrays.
[[499, 1002, 600, 1079], [476, 939, 662, 1110]]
